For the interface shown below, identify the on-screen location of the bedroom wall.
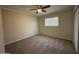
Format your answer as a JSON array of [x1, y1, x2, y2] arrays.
[[2, 8, 39, 45], [0, 7, 5, 53], [38, 9, 74, 40]]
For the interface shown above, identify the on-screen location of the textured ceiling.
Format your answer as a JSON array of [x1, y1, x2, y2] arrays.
[[2, 5, 73, 15]]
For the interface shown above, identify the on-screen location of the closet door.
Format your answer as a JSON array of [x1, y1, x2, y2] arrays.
[[78, 7, 79, 53], [0, 7, 5, 53], [74, 6, 79, 53]]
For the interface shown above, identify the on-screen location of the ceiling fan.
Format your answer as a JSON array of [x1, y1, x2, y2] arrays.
[[29, 5, 50, 14]]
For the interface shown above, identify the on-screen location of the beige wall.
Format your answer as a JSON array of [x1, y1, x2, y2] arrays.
[[74, 6, 79, 53], [0, 7, 5, 53], [2, 9, 39, 45], [38, 9, 74, 40]]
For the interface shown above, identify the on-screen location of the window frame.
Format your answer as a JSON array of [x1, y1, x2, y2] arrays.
[[44, 16, 59, 27]]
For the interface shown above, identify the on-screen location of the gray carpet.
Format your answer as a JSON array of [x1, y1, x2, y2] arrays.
[[5, 35, 76, 54]]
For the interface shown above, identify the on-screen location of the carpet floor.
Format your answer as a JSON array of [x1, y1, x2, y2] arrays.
[[5, 35, 76, 54]]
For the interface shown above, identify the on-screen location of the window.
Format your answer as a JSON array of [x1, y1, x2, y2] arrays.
[[45, 17, 59, 26]]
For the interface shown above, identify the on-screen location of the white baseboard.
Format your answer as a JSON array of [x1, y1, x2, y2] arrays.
[[5, 34, 38, 45], [5, 34, 72, 45], [39, 34, 72, 41]]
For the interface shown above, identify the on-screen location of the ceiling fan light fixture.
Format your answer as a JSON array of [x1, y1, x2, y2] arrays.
[[30, 5, 50, 14], [37, 9, 42, 13]]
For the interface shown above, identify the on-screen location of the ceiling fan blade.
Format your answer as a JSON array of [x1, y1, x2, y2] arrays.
[[42, 10, 46, 12], [39, 5, 42, 8], [29, 9, 37, 10], [36, 5, 40, 9], [42, 5, 50, 9]]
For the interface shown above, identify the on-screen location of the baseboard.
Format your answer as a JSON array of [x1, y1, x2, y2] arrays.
[[5, 34, 38, 45], [5, 34, 73, 45], [39, 34, 72, 41]]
